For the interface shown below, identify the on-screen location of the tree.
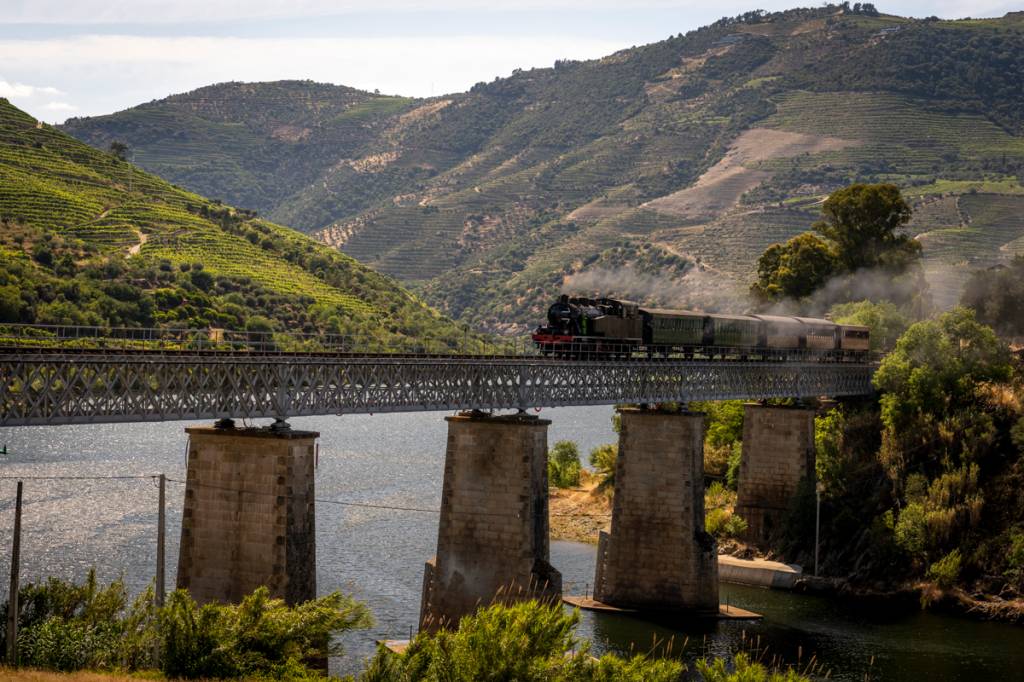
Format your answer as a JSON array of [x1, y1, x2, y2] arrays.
[[548, 440, 581, 488], [108, 141, 129, 161], [751, 232, 838, 301], [588, 443, 617, 493], [873, 307, 1012, 477], [829, 299, 910, 351], [812, 183, 918, 272], [960, 257, 1024, 337], [0, 284, 23, 322]]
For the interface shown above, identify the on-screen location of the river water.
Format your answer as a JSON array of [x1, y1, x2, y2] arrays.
[[1, 407, 1023, 680]]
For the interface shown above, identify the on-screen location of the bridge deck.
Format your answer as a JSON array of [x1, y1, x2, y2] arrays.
[[0, 349, 875, 427]]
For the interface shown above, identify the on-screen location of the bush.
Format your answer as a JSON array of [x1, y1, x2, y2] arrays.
[[588, 443, 617, 493], [548, 440, 581, 488], [0, 572, 371, 679], [160, 586, 371, 679], [725, 442, 742, 491], [926, 549, 962, 589], [706, 508, 748, 540], [695, 652, 811, 681], [362, 600, 686, 682]]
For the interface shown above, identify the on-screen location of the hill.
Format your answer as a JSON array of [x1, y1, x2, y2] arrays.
[[61, 6, 1024, 331], [0, 98, 479, 352]]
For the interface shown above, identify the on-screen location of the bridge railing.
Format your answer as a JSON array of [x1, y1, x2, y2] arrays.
[[0, 323, 879, 364], [0, 323, 538, 356]]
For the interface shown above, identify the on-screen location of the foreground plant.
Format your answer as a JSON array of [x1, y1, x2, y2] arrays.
[[360, 600, 815, 682], [1, 572, 371, 680]]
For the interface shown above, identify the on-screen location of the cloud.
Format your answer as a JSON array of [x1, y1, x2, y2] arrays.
[[0, 33, 623, 120], [0, 78, 61, 99], [0, 1, 762, 24], [42, 101, 77, 112], [0, 0, 1014, 24]]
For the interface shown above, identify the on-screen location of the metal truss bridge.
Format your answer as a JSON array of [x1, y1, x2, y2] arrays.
[[1, 346, 876, 428]]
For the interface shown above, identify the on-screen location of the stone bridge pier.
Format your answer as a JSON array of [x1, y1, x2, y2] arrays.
[[176, 425, 317, 605], [593, 407, 718, 614], [735, 404, 816, 545], [419, 412, 562, 631]]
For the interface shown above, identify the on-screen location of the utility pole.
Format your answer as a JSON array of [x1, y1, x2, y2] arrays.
[[7, 481, 23, 665], [156, 474, 166, 606], [814, 481, 824, 577]]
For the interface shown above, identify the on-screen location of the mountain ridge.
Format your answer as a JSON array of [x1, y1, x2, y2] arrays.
[[0, 97, 479, 351], [60, 6, 1024, 331]]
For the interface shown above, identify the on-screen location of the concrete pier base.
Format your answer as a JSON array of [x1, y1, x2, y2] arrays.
[[735, 404, 816, 545], [177, 426, 317, 605], [593, 408, 718, 614], [419, 412, 562, 631]]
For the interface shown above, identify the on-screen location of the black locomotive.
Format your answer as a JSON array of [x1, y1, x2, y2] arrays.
[[532, 295, 869, 360]]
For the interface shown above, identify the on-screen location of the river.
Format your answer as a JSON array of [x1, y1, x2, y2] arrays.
[[1, 407, 1023, 680]]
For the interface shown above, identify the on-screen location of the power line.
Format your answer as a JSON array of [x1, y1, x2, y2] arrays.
[[0, 473, 611, 518]]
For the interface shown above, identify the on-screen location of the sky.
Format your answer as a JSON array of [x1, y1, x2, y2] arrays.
[[0, 1, 1018, 123]]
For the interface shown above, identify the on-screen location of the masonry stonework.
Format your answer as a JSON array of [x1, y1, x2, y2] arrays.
[[593, 408, 718, 613], [419, 413, 561, 631], [177, 427, 317, 605], [735, 404, 816, 545]]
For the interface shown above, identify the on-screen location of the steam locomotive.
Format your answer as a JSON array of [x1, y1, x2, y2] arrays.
[[531, 296, 870, 361]]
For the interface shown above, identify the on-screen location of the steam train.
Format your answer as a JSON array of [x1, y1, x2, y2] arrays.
[[531, 296, 870, 361]]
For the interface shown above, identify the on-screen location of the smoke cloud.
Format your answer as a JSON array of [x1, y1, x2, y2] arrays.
[[562, 264, 746, 313]]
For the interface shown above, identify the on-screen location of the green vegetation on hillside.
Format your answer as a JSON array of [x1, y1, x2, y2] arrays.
[[787, 309, 1024, 603], [751, 183, 921, 306], [60, 7, 1024, 330], [0, 98, 483, 351]]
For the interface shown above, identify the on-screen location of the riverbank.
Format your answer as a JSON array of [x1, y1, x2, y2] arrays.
[[795, 576, 1024, 625], [548, 473, 611, 544], [548, 477, 1024, 625]]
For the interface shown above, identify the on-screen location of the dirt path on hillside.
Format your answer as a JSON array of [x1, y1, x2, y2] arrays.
[[644, 128, 858, 220], [128, 229, 147, 256]]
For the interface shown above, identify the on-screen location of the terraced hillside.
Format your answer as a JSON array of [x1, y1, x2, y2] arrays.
[[62, 7, 1024, 331], [0, 99, 479, 352]]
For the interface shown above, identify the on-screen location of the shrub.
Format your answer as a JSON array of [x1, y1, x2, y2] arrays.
[[695, 652, 811, 681], [706, 508, 748, 540], [362, 600, 686, 682], [725, 442, 742, 490], [1, 572, 370, 679], [588, 443, 618, 493], [548, 440, 581, 488], [926, 549, 962, 589], [160, 586, 371, 679]]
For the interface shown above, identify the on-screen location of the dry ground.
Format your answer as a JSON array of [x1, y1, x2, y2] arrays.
[[643, 128, 858, 220], [548, 472, 612, 544]]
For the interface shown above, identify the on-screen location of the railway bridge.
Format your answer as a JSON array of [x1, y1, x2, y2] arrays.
[[0, 325, 877, 627]]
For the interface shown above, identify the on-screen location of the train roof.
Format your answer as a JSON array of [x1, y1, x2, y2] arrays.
[[709, 313, 760, 322], [640, 307, 707, 318], [792, 316, 837, 327], [749, 314, 802, 324]]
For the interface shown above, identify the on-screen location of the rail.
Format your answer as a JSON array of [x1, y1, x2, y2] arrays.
[[0, 324, 879, 363]]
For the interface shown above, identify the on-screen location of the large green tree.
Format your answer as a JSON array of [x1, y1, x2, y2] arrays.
[[751, 183, 923, 303], [813, 183, 919, 272], [750, 232, 838, 301]]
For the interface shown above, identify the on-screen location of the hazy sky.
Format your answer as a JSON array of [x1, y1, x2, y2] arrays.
[[0, 1, 1017, 123]]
